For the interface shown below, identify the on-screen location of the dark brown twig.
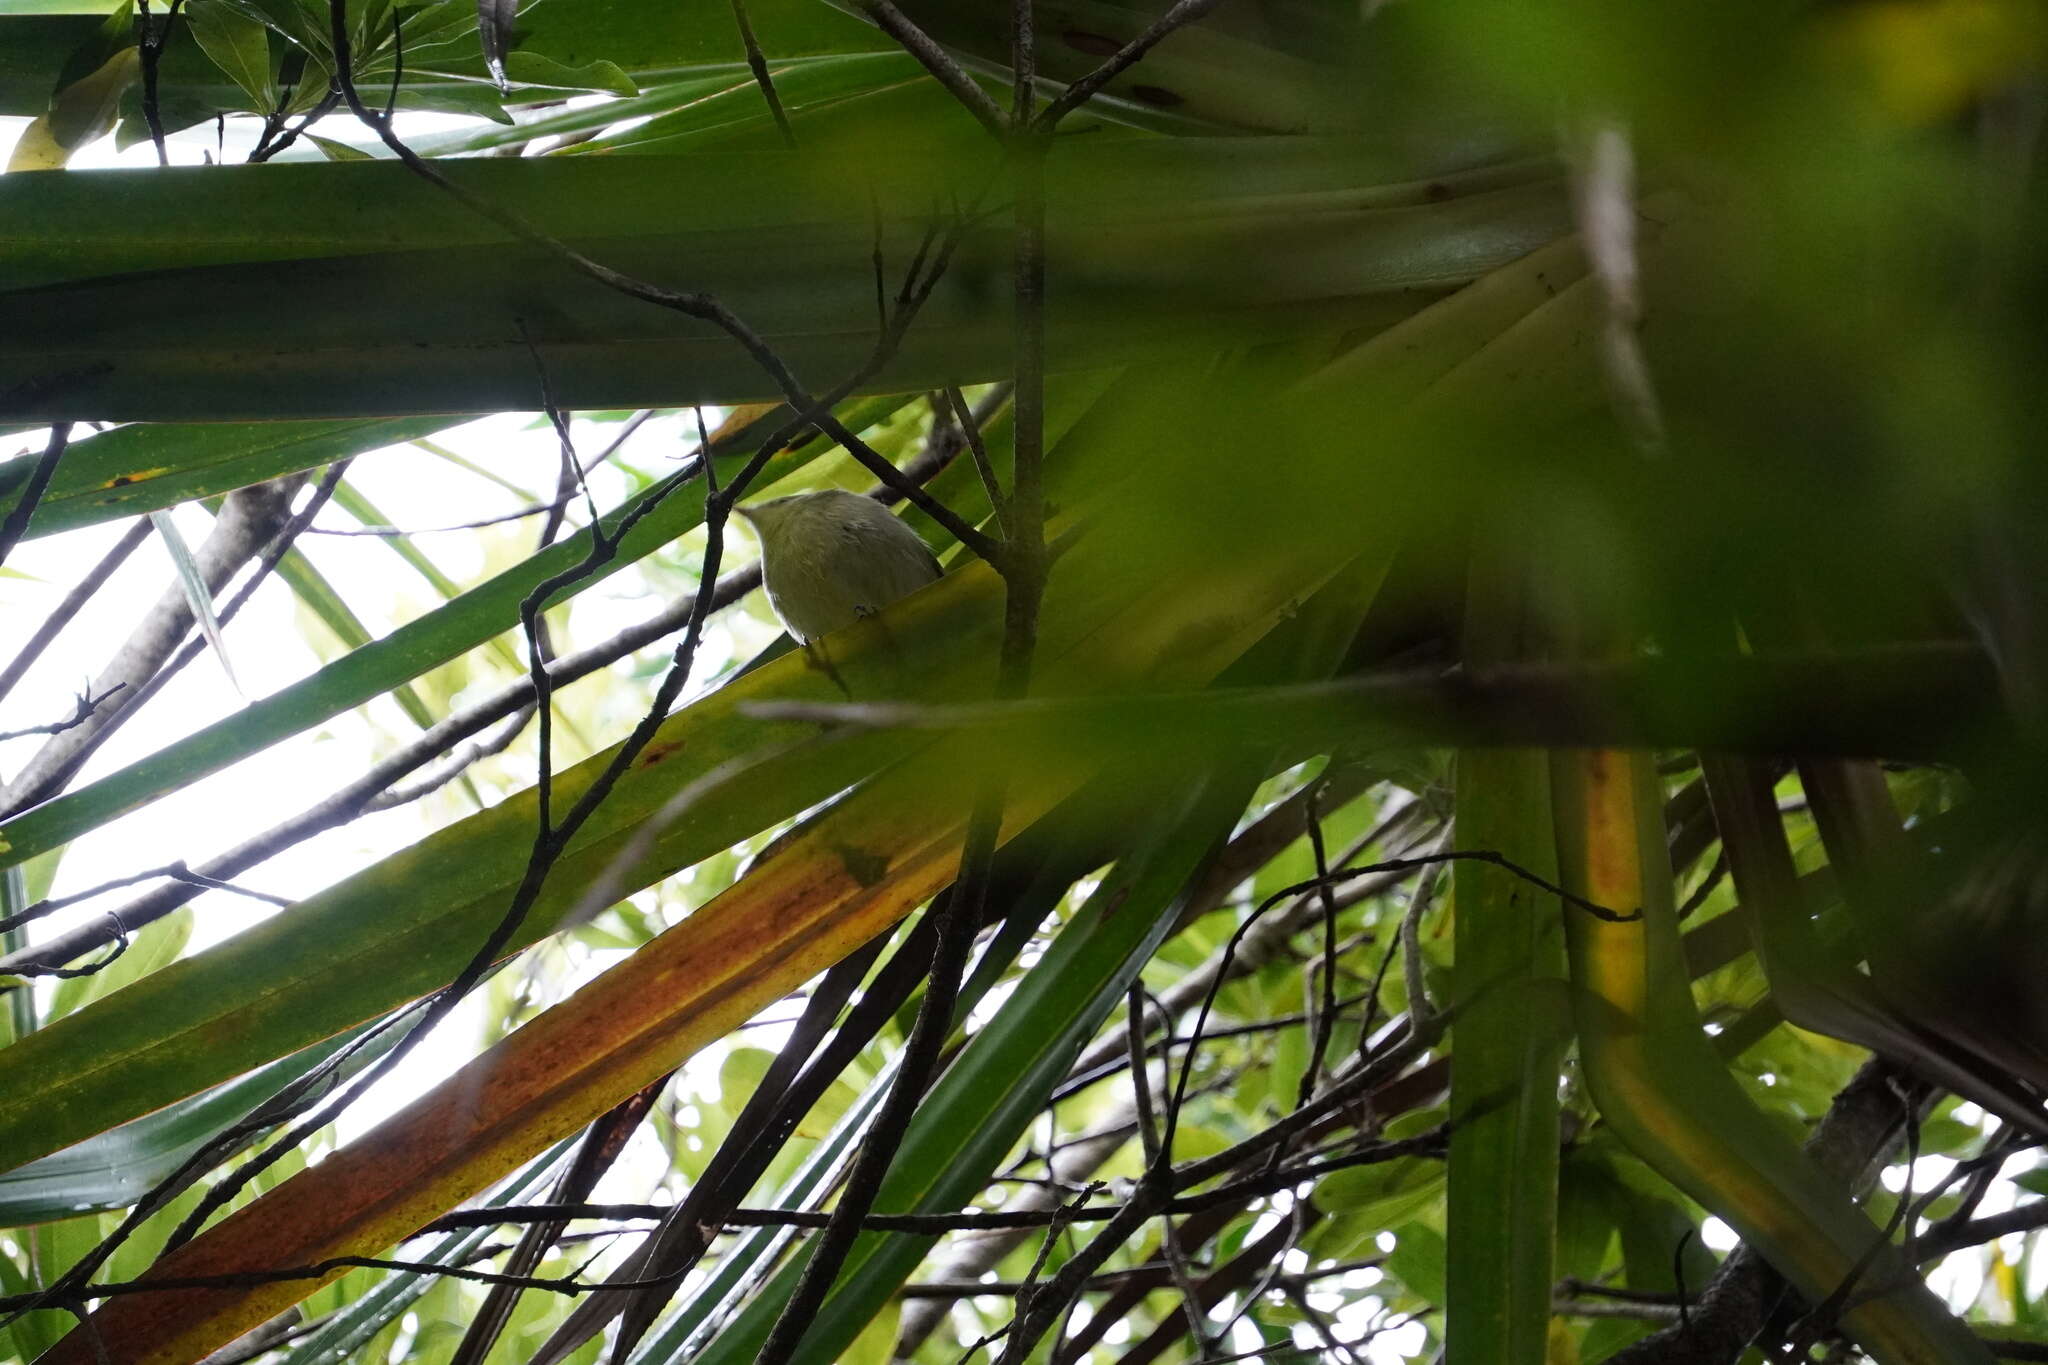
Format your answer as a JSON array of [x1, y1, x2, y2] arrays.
[[1296, 779, 1344, 1108], [1127, 986, 1214, 1358], [135, 0, 189, 167]]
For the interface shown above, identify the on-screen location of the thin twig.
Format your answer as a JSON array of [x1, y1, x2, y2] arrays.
[[947, 386, 1009, 535], [0, 860, 288, 937], [0, 683, 127, 745], [310, 409, 649, 536], [247, 90, 340, 164], [0, 422, 71, 569], [1297, 779, 1343, 1108], [1128, 986, 1215, 1359], [729, 0, 795, 147], [361, 704, 534, 811], [0, 518, 150, 706], [135, 0, 189, 167]]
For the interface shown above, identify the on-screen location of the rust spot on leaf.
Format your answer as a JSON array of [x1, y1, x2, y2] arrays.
[[635, 741, 680, 768], [1062, 29, 1122, 55], [108, 474, 134, 487], [834, 843, 890, 888], [1424, 181, 1452, 202], [1130, 84, 1183, 107]]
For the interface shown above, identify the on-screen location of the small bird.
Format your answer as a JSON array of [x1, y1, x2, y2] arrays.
[[735, 490, 943, 644]]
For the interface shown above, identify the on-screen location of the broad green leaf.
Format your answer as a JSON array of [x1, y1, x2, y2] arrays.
[[1317, 1156, 1447, 1229], [1386, 1220, 1451, 1307], [499, 50, 636, 97], [304, 131, 373, 161], [7, 2, 136, 168], [183, 0, 273, 110], [841, 1299, 900, 1365]]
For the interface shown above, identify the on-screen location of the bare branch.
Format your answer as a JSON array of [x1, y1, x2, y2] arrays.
[[849, 1, 1007, 135]]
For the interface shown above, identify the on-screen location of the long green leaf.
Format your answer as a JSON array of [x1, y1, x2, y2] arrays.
[[0, 141, 1568, 420], [1444, 537, 1568, 1365], [0, 417, 453, 542], [270, 548, 440, 733], [0, 1022, 378, 1225], [321, 479, 527, 680], [1445, 760, 1565, 1362], [584, 51, 924, 155], [148, 508, 240, 692]]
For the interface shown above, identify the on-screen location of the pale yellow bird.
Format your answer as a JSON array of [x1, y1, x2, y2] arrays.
[[735, 490, 943, 644]]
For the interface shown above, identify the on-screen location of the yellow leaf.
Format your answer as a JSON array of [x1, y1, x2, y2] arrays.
[[9, 47, 141, 170]]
